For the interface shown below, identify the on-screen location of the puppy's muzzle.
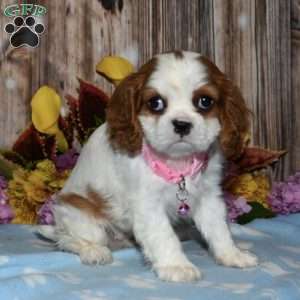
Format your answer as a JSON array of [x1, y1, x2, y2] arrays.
[[172, 119, 193, 137]]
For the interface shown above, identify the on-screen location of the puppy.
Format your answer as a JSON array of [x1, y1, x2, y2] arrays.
[[39, 51, 258, 282]]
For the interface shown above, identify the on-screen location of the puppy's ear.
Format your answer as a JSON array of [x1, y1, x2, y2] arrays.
[[218, 78, 250, 160], [200, 57, 251, 160], [106, 58, 157, 155]]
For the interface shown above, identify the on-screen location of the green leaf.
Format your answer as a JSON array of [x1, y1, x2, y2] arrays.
[[237, 202, 275, 225], [94, 115, 104, 127], [0, 153, 19, 179], [0, 149, 28, 167]]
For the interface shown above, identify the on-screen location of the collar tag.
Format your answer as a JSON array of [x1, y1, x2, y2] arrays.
[[176, 176, 190, 216]]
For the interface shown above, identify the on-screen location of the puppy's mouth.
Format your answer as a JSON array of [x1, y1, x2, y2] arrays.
[[172, 137, 194, 146], [167, 139, 195, 157], [175, 139, 190, 144], [171, 140, 193, 147]]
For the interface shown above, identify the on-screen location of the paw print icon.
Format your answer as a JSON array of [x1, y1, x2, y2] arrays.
[[4, 16, 45, 48]]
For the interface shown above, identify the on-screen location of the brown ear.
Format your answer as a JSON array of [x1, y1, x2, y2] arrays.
[[106, 58, 157, 155], [218, 79, 250, 160], [199, 57, 251, 160]]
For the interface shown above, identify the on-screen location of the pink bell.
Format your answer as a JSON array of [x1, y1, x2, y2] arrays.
[[178, 202, 190, 216]]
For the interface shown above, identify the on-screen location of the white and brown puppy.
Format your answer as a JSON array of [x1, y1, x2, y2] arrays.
[[39, 51, 257, 282]]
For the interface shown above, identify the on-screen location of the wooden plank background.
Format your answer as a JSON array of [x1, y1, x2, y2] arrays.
[[292, 0, 300, 178], [0, 0, 299, 180]]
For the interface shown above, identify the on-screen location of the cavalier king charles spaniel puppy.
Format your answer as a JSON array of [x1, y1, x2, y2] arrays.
[[40, 51, 258, 282]]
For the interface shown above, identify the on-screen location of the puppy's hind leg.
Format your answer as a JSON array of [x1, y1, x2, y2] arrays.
[[44, 193, 113, 265]]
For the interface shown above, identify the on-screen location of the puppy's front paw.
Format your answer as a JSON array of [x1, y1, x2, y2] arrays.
[[79, 245, 113, 265], [216, 248, 258, 268], [156, 264, 201, 282]]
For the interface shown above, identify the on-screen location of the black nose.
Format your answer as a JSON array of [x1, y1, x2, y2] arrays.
[[172, 119, 193, 136]]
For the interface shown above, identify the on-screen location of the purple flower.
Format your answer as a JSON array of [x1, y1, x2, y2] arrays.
[[37, 195, 56, 225], [0, 203, 14, 224], [0, 176, 7, 190], [0, 176, 13, 224], [224, 191, 252, 222], [268, 172, 300, 215], [0, 190, 8, 204], [54, 149, 79, 172]]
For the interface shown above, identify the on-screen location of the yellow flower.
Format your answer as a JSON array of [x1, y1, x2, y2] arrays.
[[7, 160, 70, 224], [27, 171, 49, 188], [252, 173, 271, 208], [228, 173, 257, 199], [31, 86, 68, 152], [49, 170, 70, 189], [226, 172, 271, 208], [24, 183, 48, 204], [96, 56, 134, 86], [11, 204, 37, 224], [36, 160, 57, 174]]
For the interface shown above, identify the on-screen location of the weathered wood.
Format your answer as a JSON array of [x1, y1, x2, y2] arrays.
[[292, 0, 300, 174], [134, 0, 153, 64], [28, 0, 138, 106], [150, 0, 214, 58], [213, 0, 257, 116], [0, 0, 32, 148], [0, 0, 298, 179], [213, 0, 293, 179], [258, 0, 292, 179]]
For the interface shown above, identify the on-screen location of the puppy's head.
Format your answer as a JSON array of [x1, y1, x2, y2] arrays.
[[106, 51, 250, 160]]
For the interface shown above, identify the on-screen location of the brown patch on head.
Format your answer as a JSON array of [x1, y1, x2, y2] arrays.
[[199, 56, 251, 160], [162, 50, 184, 59], [106, 58, 157, 155], [59, 187, 109, 219], [141, 88, 161, 105], [173, 50, 184, 59]]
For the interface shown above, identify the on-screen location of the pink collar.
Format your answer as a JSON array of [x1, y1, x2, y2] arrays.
[[142, 143, 208, 184]]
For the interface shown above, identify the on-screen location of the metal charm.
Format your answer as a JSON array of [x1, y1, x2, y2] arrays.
[[176, 176, 190, 216]]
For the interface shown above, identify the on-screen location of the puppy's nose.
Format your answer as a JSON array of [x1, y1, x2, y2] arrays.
[[172, 119, 193, 136]]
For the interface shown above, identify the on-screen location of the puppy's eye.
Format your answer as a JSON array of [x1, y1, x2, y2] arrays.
[[147, 96, 166, 113], [194, 96, 214, 111]]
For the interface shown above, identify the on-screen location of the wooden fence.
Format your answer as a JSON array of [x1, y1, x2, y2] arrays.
[[0, 0, 299, 179]]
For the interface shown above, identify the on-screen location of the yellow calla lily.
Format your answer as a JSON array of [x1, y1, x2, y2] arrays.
[[31, 86, 61, 132], [96, 56, 134, 86], [31, 86, 68, 152]]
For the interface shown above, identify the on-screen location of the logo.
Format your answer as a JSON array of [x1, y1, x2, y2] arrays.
[[3, 4, 47, 48]]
